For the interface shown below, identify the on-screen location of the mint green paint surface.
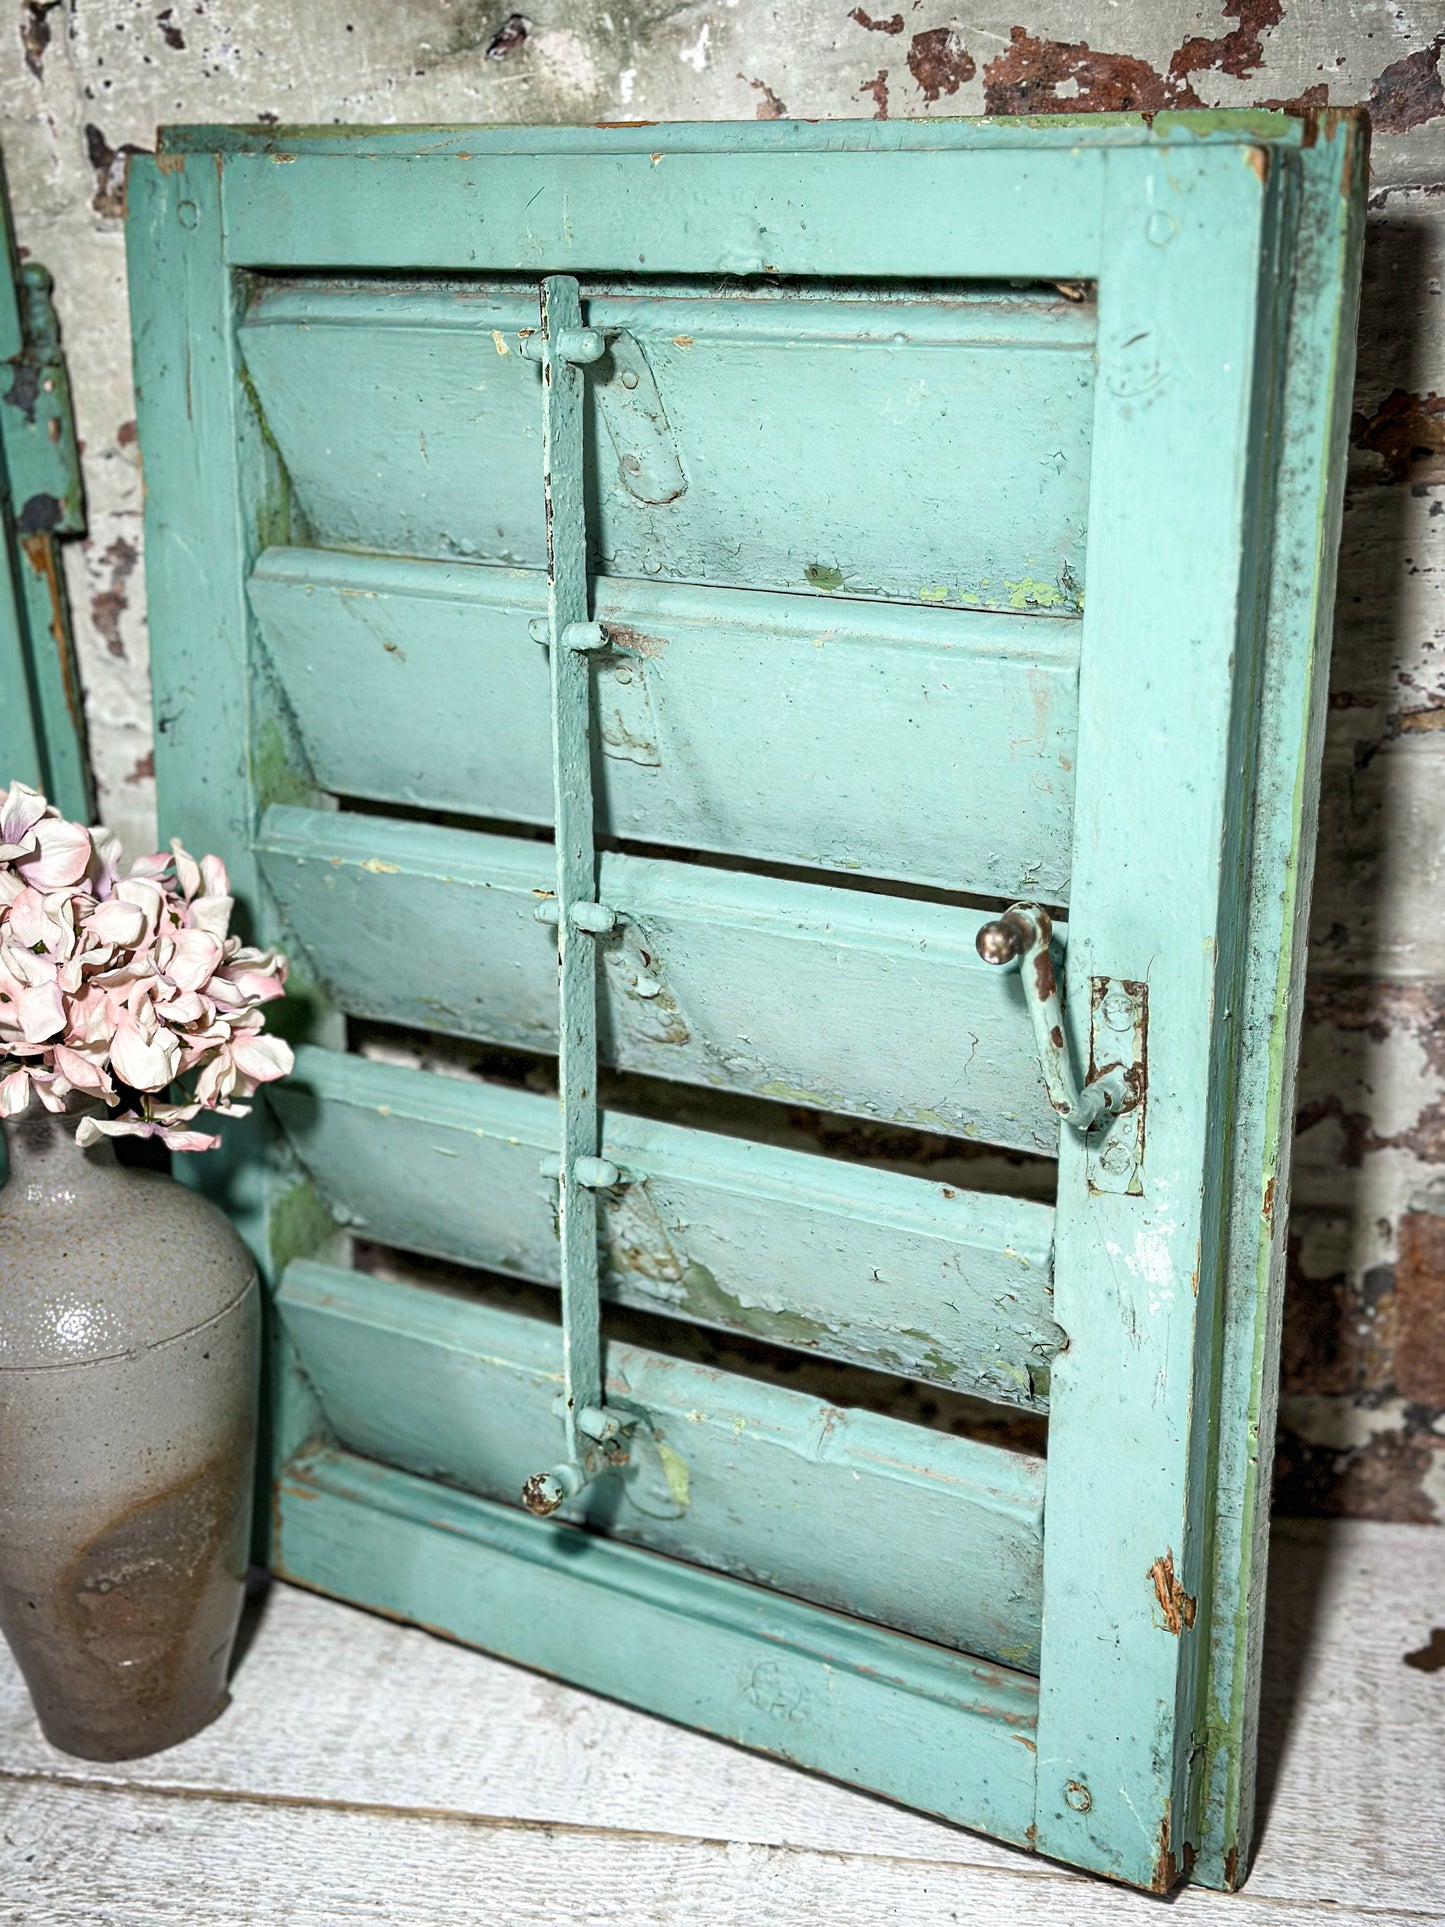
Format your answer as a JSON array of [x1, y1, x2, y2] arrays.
[[273, 1045, 1060, 1411], [280, 1259, 1046, 1669], [240, 281, 1091, 620], [128, 113, 1363, 1892], [280, 1442, 1041, 1848], [248, 549, 1079, 900], [255, 803, 1063, 1152]]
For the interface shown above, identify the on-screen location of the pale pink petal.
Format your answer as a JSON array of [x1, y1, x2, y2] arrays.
[[33, 1075, 71, 1112], [0, 782, 50, 852], [7, 886, 50, 949], [52, 1045, 113, 1096], [200, 853, 229, 899], [110, 1017, 181, 1091], [3, 944, 56, 989], [158, 1128, 223, 1152], [16, 980, 65, 1042], [229, 1032, 294, 1085], [187, 894, 234, 941], [0, 1068, 32, 1116], [193, 1053, 237, 1107], [154, 990, 207, 1025], [169, 839, 202, 900], [86, 897, 149, 946], [15, 818, 93, 889], [162, 928, 223, 993], [75, 1110, 220, 1153], [114, 876, 164, 934]]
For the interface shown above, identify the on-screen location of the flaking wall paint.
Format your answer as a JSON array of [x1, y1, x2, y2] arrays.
[[1, 0, 1442, 1520]]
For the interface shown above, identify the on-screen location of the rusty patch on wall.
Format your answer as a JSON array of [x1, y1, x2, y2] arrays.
[[743, 76, 787, 119], [91, 535, 139, 660], [1297, 982, 1445, 1169], [1368, 33, 1445, 135], [860, 70, 889, 118], [1396, 1212, 1445, 1406], [1351, 389, 1445, 486], [849, 7, 903, 33], [980, 0, 1376, 118], [1275, 1423, 1443, 1524], [21, 0, 61, 81], [84, 125, 149, 221], [908, 28, 975, 103]]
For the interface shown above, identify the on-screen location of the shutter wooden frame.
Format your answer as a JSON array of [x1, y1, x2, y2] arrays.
[[126, 114, 1365, 1892]]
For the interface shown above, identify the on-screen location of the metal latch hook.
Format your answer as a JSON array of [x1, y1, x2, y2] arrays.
[[976, 904, 1126, 1134]]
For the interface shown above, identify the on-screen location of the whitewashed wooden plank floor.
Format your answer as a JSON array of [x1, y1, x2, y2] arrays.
[[1, 1516, 1441, 1924]]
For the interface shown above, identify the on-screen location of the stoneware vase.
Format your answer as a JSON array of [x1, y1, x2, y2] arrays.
[[0, 1106, 259, 1759]]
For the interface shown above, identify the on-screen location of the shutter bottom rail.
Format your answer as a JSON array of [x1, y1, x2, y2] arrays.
[[272, 1443, 1040, 1849]]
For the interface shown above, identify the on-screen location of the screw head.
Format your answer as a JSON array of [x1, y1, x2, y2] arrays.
[[1099, 1137, 1132, 1176], [1064, 1780, 1093, 1814], [1102, 988, 1137, 1032]]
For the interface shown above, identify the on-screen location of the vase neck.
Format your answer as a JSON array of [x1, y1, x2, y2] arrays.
[[2, 1105, 117, 1199]]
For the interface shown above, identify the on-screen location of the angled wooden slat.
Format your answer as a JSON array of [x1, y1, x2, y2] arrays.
[[255, 805, 1063, 1154], [274, 1444, 1041, 1848], [249, 549, 1078, 900], [272, 1044, 1060, 1411], [239, 284, 1093, 618], [278, 1261, 1046, 1670]]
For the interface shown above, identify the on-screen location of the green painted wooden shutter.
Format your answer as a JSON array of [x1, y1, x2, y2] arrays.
[[126, 115, 1364, 1892], [0, 149, 91, 823]]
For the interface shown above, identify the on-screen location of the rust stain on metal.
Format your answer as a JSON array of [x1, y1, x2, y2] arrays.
[[1033, 947, 1056, 1004], [1368, 33, 1445, 134], [20, 533, 86, 735], [849, 7, 903, 31], [1246, 145, 1270, 185], [1351, 389, 1445, 486], [908, 28, 975, 103], [1148, 1549, 1197, 1635], [1262, 1175, 1275, 1230], [605, 623, 669, 659], [1224, 1844, 1240, 1888]]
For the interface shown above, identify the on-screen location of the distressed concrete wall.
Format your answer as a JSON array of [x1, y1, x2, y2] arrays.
[[1, 1, 1442, 1518]]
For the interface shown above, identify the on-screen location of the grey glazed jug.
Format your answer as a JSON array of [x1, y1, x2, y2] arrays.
[[0, 1107, 259, 1759]]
